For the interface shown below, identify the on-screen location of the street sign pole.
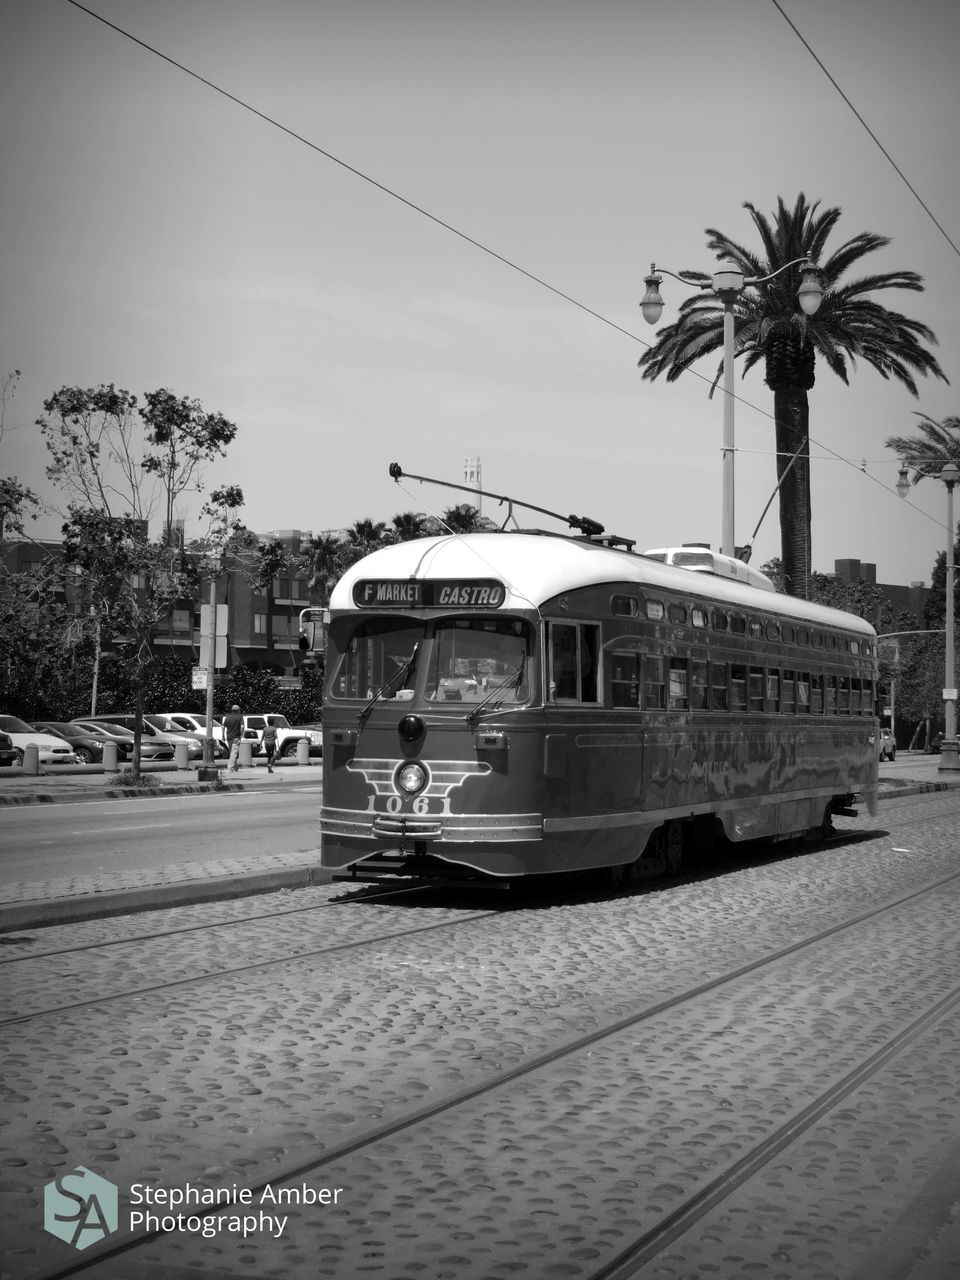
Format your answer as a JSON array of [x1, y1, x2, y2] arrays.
[[204, 578, 217, 767]]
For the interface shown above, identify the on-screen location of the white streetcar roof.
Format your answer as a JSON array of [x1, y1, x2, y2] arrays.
[[330, 533, 877, 636]]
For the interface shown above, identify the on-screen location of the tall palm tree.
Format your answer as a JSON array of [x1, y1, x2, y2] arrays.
[[436, 503, 493, 534], [297, 532, 345, 602], [391, 511, 429, 542], [638, 193, 947, 597], [885, 413, 960, 485]]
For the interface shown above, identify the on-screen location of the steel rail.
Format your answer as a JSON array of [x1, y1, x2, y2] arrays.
[[27, 860, 960, 1280]]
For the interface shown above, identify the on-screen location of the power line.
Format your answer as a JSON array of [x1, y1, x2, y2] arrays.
[[769, 0, 960, 261], [63, 1, 948, 536], [65, 0, 645, 351]]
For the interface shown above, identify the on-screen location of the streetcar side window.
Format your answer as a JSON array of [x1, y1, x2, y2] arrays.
[[765, 670, 780, 712], [730, 664, 747, 711], [610, 652, 641, 708], [668, 657, 689, 710], [643, 656, 666, 709], [748, 667, 765, 712], [690, 660, 709, 709], [797, 673, 810, 711], [851, 677, 862, 714], [825, 676, 838, 713], [810, 674, 823, 713], [548, 621, 600, 703], [838, 676, 851, 714], [782, 670, 796, 714], [710, 662, 729, 711]]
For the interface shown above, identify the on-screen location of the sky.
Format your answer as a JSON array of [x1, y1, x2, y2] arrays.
[[1, 0, 958, 590]]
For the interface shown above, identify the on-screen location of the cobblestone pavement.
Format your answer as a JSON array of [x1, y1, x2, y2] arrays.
[[2, 791, 959, 1279]]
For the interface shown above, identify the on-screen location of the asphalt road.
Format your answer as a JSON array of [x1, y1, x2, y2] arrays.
[[0, 784, 324, 885]]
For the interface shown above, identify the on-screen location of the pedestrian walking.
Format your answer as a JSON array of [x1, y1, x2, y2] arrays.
[[262, 720, 278, 773], [223, 704, 243, 772]]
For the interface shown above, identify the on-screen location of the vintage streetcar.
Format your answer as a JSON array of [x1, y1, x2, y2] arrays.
[[319, 479, 878, 887]]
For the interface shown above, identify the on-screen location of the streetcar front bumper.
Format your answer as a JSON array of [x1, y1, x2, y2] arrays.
[[320, 806, 543, 847]]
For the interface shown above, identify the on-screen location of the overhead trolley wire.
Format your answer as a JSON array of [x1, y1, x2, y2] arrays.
[[64, 0, 949, 532], [770, 0, 960, 261]]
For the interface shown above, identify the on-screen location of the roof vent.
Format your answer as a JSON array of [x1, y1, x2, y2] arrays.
[[642, 547, 775, 592]]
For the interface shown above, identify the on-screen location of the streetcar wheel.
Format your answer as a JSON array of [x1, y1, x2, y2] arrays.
[[662, 821, 685, 877]]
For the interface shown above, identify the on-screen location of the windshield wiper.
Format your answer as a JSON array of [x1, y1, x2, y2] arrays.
[[357, 643, 420, 723], [466, 653, 526, 727]]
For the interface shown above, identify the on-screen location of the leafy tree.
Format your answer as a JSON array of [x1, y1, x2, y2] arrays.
[[36, 384, 244, 776], [139, 389, 238, 544], [638, 194, 947, 599]]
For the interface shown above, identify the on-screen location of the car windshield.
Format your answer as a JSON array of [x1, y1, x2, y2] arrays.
[[0, 716, 33, 733], [83, 723, 134, 739]]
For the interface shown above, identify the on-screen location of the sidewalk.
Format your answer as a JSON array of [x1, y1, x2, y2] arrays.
[[0, 761, 328, 931], [0, 754, 956, 933]]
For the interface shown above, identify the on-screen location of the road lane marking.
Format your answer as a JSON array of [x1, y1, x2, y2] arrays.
[[69, 824, 175, 834]]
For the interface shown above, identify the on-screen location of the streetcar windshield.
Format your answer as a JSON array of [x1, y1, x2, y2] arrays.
[[424, 618, 530, 704], [329, 615, 532, 705], [331, 617, 423, 701]]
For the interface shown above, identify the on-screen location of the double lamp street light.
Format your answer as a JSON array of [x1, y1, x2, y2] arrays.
[[640, 257, 824, 560]]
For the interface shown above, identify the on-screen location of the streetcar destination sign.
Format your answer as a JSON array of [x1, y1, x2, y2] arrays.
[[353, 578, 506, 608]]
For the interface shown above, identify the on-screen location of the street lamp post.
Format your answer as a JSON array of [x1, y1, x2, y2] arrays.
[[641, 258, 823, 559], [938, 463, 959, 772], [896, 462, 959, 770]]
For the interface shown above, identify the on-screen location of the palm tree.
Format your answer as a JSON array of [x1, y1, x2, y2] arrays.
[[638, 194, 947, 598], [391, 511, 429, 542], [436, 503, 494, 534], [297, 532, 345, 602], [342, 518, 389, 570], [885, 413, 960, 485]]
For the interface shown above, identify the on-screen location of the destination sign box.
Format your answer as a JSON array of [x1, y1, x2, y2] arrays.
[[353, 579, 506, 609]]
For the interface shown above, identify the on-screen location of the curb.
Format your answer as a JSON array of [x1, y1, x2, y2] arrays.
[[0, 774, 319, 806], [0, 863, 331, 932]]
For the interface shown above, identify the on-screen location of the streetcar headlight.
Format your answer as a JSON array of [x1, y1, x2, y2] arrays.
[[397, 762, 428, 795]]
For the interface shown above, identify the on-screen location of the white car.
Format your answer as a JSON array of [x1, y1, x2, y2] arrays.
[[0, 714, 81, 766], [157, 712, 227, 743]]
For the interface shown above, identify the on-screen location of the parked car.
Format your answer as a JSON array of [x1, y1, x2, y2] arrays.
[[240, 713, 323, 758], [31, 721, 123, 765], [85, 714, 205, 760], [156, 712, 226, 743], [143, 714, 228, 758], [0, 730, 16, 767], [0, 715, 81, 766], [70, 720, 173, 761], [877, 729, 896, 761]]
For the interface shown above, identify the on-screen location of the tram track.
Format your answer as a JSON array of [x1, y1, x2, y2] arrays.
[[4, 803, 957, 1026], [0, 881, 440, 964], [0, 897, 505, 1027], [25, 858, 960, 1280]]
